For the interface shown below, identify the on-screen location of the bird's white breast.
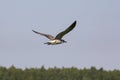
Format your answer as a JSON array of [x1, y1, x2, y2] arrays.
[[49, 40, 62, 44]]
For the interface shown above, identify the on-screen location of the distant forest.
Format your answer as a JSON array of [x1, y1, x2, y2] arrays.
[[0, 66, 120, 80]]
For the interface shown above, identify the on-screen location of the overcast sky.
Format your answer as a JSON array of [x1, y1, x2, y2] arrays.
[[0, 0, 120, 70]]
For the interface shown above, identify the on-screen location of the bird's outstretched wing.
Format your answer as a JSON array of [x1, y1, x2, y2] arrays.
[[55, 21, 76, 39], [32, 30, 55, 40]]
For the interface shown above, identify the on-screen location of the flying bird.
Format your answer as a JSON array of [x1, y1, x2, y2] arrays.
[[32, 21, 77, 45]]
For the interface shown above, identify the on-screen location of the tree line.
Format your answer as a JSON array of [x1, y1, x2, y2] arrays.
[[0, 65, 120, 80]]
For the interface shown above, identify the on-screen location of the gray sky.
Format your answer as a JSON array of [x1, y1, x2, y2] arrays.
[[0, 0, 120, 70]]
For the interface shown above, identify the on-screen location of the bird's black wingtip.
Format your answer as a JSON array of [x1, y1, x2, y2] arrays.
[[74, 20, 77, 23], [32, 30, 36, 32], [32, 30, 37, 33], [72, 20, 77, 26], [72, 20, 77, 25]]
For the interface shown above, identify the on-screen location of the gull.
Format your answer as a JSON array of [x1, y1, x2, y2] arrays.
[[32, 21, 76, 45]]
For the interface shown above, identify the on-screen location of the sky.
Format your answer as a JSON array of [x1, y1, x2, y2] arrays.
[[0, 0, 120, 70]]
